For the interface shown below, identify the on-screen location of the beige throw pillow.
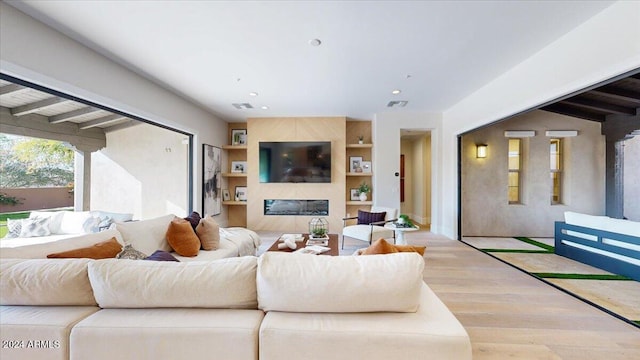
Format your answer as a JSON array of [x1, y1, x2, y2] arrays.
[[196, 216, 220, 250]]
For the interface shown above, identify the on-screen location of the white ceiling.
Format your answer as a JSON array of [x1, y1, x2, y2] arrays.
[[7, 0, 614, 122]]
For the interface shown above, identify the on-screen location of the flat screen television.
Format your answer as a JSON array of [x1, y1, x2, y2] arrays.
[[259, 142, 331, 183]]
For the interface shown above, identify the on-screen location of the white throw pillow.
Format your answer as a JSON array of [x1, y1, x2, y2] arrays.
[[19, 217, 51, 237], [115, 214, 175, 255], [29, 211, 66, 234], [88, 256, 258, 309], [3, 218, 23, 238], [0, 258, 96, 306], [59, 211, 93, 234], [257, 252, 424, 313]]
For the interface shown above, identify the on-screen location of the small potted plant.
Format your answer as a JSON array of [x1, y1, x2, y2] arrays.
[[358, 135, 364, 144], [357, 181, 370, 201], [397, 214, 414, 228]]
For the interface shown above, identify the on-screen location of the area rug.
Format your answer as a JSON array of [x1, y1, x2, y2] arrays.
[[461, 236, 640, 328]]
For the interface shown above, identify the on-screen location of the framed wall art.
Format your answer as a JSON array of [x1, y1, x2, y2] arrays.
[[203, 144, 222, 216]]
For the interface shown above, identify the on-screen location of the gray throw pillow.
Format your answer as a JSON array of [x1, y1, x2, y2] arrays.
[[19, 217, 51, 238], [116, 244, 147, 260]]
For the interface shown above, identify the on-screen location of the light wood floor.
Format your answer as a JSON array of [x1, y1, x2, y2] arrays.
[[257, 230, 640, 359]]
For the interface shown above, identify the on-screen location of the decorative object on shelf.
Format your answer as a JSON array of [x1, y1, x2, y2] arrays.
[[349, 156, 363, 173], [235, 186, 247, 202], [357, 181, 370, 201], [350, 188, 360, 201], [231, 161, 247, 173], [361, 161, 372, 173], [202, 144, 221, 216], [308, 217, 329, 238], [222, 189, 230, 201], [395, 214, 415, 228], [358, 136, 364, 144], [231, 129, 247, 145]]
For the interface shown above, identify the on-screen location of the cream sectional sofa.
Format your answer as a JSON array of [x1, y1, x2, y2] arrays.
[[0, 214, 260, 261], [0, 253, 472, 360]]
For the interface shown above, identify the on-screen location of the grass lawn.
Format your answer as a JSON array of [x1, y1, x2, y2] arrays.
[[0, 211, 31, 238]]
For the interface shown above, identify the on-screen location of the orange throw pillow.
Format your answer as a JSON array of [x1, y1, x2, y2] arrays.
[[196, 216, 220, 250], [361, 238, 399, 255], [47, 237, 122, 259], [166, 218, 200, 257], [394, 245, 426, 256]]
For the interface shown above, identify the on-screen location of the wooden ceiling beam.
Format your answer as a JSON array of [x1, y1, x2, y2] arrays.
[[49, 106, 101, 124], [561, 97, 637, 115], [10, 97, 72, 116], [78, 114, 126, 129], [590, 87, 640, 104], [0, 83, 28, 96], [541, 103, 606, 122]]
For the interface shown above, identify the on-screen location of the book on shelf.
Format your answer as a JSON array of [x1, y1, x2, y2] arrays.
[[294, 245, 331, 255], [306, 238, 329, 246], [280, 233, 304, 242]]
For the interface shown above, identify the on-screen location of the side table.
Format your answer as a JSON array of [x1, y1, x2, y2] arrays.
[[384, 223, 419, 245]]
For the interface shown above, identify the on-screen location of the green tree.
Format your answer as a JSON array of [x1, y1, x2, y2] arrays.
[[0, 134, 74, 187]]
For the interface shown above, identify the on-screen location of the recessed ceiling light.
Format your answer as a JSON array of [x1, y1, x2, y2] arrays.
[[391, 89, 401, 95], [232, 103, 253, 109], [249, 92, 258, 97], [261, 105, 269, 110], [308, 38, 322, 46]]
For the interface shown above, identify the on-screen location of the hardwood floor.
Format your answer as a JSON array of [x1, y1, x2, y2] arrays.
[[257, 230, 640, 359]]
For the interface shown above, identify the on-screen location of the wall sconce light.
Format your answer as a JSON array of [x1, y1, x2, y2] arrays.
[[476, 144, 487, 158]]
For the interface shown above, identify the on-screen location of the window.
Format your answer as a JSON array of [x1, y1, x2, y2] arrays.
[[508, 138, 521, 204], [550, 138, 562, 204]]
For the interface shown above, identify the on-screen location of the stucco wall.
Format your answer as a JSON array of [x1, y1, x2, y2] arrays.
[[624, 136, 640, 221], [461, 110, 604, 237], [91, 123, 188, 219]]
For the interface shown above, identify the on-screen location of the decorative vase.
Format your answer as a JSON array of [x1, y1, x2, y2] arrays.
[[359, 192, 367, 201]]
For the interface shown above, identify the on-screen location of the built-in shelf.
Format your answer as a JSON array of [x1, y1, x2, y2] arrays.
[[222, 201, 247, 206], [222, 145, 247, 150], [346, 172, 372, 177], [346, 143, 373, 148], [346, 201, 373, 206], [222, 172, 247, 177]]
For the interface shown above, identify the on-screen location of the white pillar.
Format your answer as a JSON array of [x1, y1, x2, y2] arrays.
[[73, 148, 92, 211]]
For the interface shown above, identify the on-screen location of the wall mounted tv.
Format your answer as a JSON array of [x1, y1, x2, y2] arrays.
[[259, 142, 331, 183]]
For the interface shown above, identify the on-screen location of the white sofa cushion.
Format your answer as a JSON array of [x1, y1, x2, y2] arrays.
[[0, 229, 123, 259], [88, 256, 258, 309], [70, 308, 264, 360], [115, 214, 174, 255], [257, 252, 424, 313], [0, 305, 99, 360], [0, 258, 96, 306], [259, 284, 472, 360]]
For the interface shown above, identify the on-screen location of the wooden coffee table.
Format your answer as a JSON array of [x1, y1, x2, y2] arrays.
[[267, 233, 339, 256]]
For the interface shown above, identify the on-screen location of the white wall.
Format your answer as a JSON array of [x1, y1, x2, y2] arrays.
[[92, 123, 189, 219], [441, 1, 640, 239], [373, 112, 441, 231], [0, 3, 230, 223]]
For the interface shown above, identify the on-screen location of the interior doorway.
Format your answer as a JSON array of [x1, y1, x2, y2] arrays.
[[400, 129, 432, 228]]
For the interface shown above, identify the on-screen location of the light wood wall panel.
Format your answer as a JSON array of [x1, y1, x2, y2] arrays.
[[247, 117, 346, 232]]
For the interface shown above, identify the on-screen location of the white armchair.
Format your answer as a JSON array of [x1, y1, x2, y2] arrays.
[[341, 206, 398, 249]]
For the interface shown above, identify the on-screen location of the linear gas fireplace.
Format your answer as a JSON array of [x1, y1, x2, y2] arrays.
[[264, 200, 329, 216]]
